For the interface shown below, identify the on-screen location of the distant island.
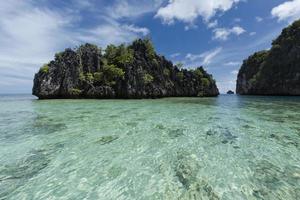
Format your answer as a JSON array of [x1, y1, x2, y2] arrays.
[[227, 90, 234, 95], [33, 39, 219, 99], [236, 19, 300, 95]]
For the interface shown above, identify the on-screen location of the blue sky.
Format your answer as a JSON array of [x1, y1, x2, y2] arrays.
[[0, 0, 300, 94]]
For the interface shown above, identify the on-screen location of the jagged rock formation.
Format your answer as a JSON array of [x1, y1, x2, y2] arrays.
[[236, 19, 300, 95], [33, 39, 219, 99]]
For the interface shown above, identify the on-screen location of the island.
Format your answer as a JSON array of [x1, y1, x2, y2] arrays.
[[236, 19, 300, 95], [33, 39, 219, 99], [227, 90, 234, 95]]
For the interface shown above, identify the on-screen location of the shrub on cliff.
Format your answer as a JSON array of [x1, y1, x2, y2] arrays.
[[201, 78, 210, 87], [143, 73, 154, 84], [103, 64, 125, 79], [39, 64, 49, 73], [104, 44, 133, 67], [176, 72, 184, 81], [163, 68, 170, 77], [131, 38, 156, 59]]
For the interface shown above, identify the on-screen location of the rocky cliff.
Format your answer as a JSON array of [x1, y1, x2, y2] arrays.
[[33, 39, 219, 99], [236, 19, 300, 95]]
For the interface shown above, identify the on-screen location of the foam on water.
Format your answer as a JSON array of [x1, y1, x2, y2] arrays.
[[0, 95, 299, 199]]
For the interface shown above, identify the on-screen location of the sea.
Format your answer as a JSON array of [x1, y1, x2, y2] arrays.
[[0, 94, 299, 199]]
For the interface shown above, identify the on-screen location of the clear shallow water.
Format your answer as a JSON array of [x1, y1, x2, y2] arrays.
[[0, 94, 299, 200]]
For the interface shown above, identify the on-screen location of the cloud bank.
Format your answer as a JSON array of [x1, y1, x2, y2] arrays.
[[155, 0, 242, 24], [0, 0, 153, 93], [271, 0, 300, 22]]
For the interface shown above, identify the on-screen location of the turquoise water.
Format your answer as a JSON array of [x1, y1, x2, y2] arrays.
[[0, 95, 299, 200]]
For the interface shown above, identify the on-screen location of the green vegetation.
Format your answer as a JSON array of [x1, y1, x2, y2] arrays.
[[143, 73, 154, 84], [54, 52, 64, 60], [163, 68, 170, 77], [194, 68, 203, 78], [86, 73, 94, 83], [144, 39, 155, 58], [78, 43, 100, 53], [39, 64, 49, 73], [271, 44, 281, 51], [93, 72, 103, 82], [131, 38, 156, 59], [79, 64, 125, 86], [272, 19, 300, 46], [79, 64, 124, 86], [201, 78, 210, 87], [79, 72, 85, 81], [104, 44, 133, 66], [176, 72, 184, 81], [70, 88, 82, 95], [103, 64, 125, 80]]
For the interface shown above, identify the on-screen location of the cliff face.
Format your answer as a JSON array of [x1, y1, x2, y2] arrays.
[[236, 19, 300, 95], [33, 39, 219, 99]]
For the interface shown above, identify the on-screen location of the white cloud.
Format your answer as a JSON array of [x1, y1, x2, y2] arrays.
[[185, 47, 222, 65], [0, 0, 73, 93], [75, 21, 150, 47], [231, 70, 239, 75], [255, 16, 263, 22], [225, 61, 241, 66], [271, 0, 300, 22], [213, 26, 246, 41], [213, 29, 232, 41], [231, 26, 245, 35], [201, 47, 223, 65], [170, 53, 181, 58], [108, 0, 164, 19], [155, 0, 242, 24], [122, 24, 150, 36], [207, 20, 218, 28], [0, 0, 151, 93], [249, 32, 256, 36]]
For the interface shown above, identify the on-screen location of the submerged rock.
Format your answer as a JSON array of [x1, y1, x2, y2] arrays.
[[205, 127, 238, 145], [236, 19, 300, 95], [0, 146, 59, 199], [250, 160, 300, 199], [174, 151, 220, 199], [33, 39, 219, 99], [96, 136, 119, 145]]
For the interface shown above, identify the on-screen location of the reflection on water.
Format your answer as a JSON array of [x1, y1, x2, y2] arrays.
[[0, 94, 299, 199]]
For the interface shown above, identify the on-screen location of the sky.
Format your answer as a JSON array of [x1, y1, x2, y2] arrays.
[[0, 0, 300, 94]]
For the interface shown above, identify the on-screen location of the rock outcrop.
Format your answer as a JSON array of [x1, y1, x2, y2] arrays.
[[227, 90, 234, 95], [236, 19, 300, 95], [33, 39, 219, 99]]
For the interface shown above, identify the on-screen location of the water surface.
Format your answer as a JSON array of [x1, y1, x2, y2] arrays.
[[0, 94, 299, 199]]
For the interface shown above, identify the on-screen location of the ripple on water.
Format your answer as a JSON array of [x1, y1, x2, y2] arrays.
[[269, 133, 299, 149], [0, 147, 55, 199], [250, 160, 300, 199], [1, 95, 300, 199]]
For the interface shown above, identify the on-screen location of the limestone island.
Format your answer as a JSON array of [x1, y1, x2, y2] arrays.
[[236, 19, 300, 95], [227, 90, 234, 95], [33, 39, 219, 99]]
